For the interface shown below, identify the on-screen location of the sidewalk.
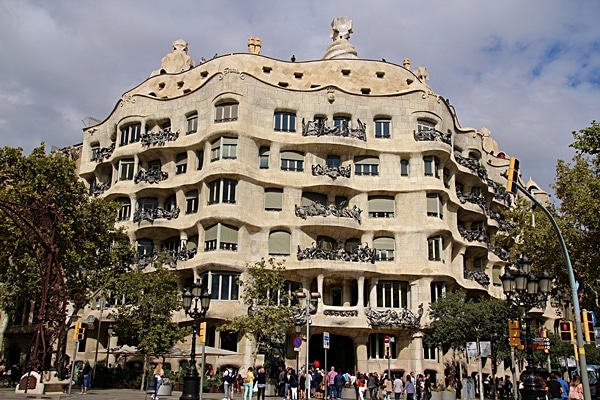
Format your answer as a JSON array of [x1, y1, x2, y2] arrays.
[[0, 387, 359, 400]]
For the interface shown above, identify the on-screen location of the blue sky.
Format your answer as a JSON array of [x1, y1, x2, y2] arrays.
[[0, 0, 599, 195]]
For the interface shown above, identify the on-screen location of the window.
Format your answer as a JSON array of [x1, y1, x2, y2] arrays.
[[265, 188, 283, 211], [368, 333, 397, 360], [215, 102, 238, 123], [280, 151, 304, 172], [187, 112, 198, 134], [211, 137, 237, 161], [208, 178, 237, 204], [424, 155, 440, 178], [148, 160, 162, 171], [220, 331, 238, 352], [428, 236, 444, 262], [202, 271, 240, 300], [471, 186, 482, 197], [330, 287, 342, 306], [443, 168, 451, 188], [259, 147, 270, 169], [492, 267, 502, 287], [90, 143, 100, 161], [334, 116, 350, 129], [176, 153, 188, 174], [138, 197, 158, 211], [116, 197, 131, 221], [274, 112, 297, 132], [327, 155, 341, 168], [426, 193, 443, 219], [400, 159, 409, 176], [473, 258, 483, 271], [375, 119, 391, 138], [472, 221, 485, 232], [376, 280, 408, 308], [120, 123, 141, 146], [354, 156, 379, 176], [118, 159, 135, 181], [344, 238, 360, 253], [137, 239, 154, 257], [301, 192, 327, 207], [368, 196, 395, 218], [430, 281, 445, 303], [162, 236, 181, 252], [268, 231, 291, 256], [423, 345, 438, 360], [164, 194, 177, 212], [417, 119, 436, 132], [197, 150, 204, 170], [374, 237, 395, 261], [204, 223, 238, 251], [186, 190, 198, 214]]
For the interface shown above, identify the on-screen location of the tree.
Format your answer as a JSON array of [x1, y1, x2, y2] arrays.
[[0, 145, 135, 371], [219, 258, 296, 368], [106, 265, 186, 390]]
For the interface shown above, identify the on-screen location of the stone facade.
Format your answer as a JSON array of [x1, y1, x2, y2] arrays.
[[73, 19, 552, 377]]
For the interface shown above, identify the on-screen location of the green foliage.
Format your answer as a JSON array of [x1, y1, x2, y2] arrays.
[[0, 145, 136, 312], [426, 292, 520, 370], [219, 258, 296, 365], [107, 266, 186, 356]]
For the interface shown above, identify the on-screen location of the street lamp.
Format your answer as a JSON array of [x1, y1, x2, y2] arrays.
[[105, 323, 114, 366], [180, 282, 212, 400], [296, 291, 320, 400], [501, 253, 553, 400]]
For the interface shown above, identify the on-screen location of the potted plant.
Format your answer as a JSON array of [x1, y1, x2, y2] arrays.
[[158, 376, 173, 396], [204, 373, 223, 393]]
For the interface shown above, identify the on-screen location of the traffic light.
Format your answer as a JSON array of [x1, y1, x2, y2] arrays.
[[385, 345, 390, 358], [508, 320, 521, 347], [583, 311, 596, 343], [73, 321, 81, 341], [559, 320, 575, 342], [74, 322, 86, 341], [506, 157, 520, 194], [198, 322, 207, 344]]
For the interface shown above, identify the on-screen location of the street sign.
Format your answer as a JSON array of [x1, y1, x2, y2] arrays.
[[384, 335, 390, 343], [532, 337, 551, 351], [323, 331, 330, 349], [293, 336, 303, 348]]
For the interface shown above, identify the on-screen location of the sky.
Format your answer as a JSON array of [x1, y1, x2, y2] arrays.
[[0, 0, 599, 196]]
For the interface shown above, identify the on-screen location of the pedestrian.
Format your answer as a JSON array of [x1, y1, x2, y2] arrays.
[[244, 367, 255, 400], [300, 371, 306, 399], [327, 367, 338, 400], [223, 368, 234, 400], [383, 375, 393, 400], [556, 374, 569, 400], [368, 373, 378, 400], [393, 375, 404, 400], [290, 369, 299, 400], [256, 367, 267, 400], [547, 373, 563, 400], [236, 374, 244, 393], [151, 362, 165, 400], [80, 360, 92, 394], [279, 367, 287, 398], [357, 373, 367, 400], [405, 375, 415, 400], [423, 374, 431, 400], [334, 369, 345, 400], [568, 376, 583, 400]]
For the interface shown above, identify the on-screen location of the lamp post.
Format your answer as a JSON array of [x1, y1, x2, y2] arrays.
[[92, 296, 105, 384], [296, 291, 321, 400], [500, 253, 553, 400], [295, 324, 302, 373], [180, 282, 212, 400], [105, 323, 113, 366]]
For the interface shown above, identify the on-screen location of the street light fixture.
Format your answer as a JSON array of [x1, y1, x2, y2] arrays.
[[296, 291, 320, 400], [501, 253, 553, 400], [180, 281, 212, 400]]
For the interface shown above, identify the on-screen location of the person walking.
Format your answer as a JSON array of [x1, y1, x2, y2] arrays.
[[393, 375, 404, 400], [244, 367, 255, 400], [405, 375, 415, 400], [256, 367, 267, 400], [223, 368, 234, 400], [367, 373, 378, 400], [357, 373, 368, 400], [151, 363, 164, 400], [290, 369, 299, 400], [327, 367, 338, 400], [568, 376, 583, 400], [80, 360, 92, 394]]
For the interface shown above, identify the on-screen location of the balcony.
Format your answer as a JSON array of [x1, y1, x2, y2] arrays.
[[295, 202, 362, 223], [302, 118, 366, 141], [311, 164, 351, 179], [297, 242, 375, 263], [91, 143, 115, 163], [134, 170, 168, 184], [365, 304, 423, 328], [140, 128, 179, 147], [133, 207, 180, 223], [413, 129, 451, 145]]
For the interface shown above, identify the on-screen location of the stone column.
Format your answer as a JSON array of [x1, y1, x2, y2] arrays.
[[357, 275, 365, 314], [355, 333, 369, 373], [317, 274, 324, 313], [342, 279, 351, 307], [411, 331, 424, 375], [369, 277, 379, 308]]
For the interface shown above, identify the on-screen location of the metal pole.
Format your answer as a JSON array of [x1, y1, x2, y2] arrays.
[[92, 298, 104, 385], [477, 337, 484, 400], [306, 297, 310, 400], [511, 347, 518, 400], [199, 341, 206, 400], [515, 182, 591, 400], [68, 340, 78, 395]]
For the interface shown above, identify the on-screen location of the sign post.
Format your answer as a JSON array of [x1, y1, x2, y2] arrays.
[[384, 336, 391, 376], [323, 332, 330, 395]]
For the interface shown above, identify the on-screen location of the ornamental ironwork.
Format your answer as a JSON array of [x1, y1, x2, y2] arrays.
[[312, 164, 351, 179], [297, 241, 375, 263], [133, 207, 180, 223], [89, 181, 110, 197], [134, 170, 168, 184], [52, 145, 81, 160], [323, 309, 358, 317], [136, 246, 196, 269], [490, 210, 513, 232], [494, 190, 512, 204], [489, 245, 510, 261], [454, 152, 488, 181], [91, 143, 115, 162], [413, 129, 452, 145], [140, 128, 179, 147], [295, 202, 362, 223], [302, 118, 367, 141], [465, 270, 491, 286], [366, 304, 423, 328], [458, 225, 490, 244]]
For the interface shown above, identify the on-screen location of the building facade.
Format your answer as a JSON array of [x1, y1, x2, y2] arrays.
[[69, 17, 552, 378]]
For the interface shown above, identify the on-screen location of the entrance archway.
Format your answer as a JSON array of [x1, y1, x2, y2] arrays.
[[309, 334, 354, 373]]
